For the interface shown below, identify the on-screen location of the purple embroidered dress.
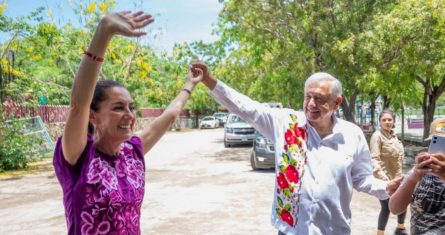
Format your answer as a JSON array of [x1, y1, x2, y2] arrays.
[[53, 135, 145, 235]]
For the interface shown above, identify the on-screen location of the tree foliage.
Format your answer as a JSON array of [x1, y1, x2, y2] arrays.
[[212, 0, 444, 139], [214, 0, 400, 120], [355, 0, 445, 138], [0, 0, 217, 116], [2, 0, 445, 140]]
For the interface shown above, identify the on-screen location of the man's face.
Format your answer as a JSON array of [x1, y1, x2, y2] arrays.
[[303, 81, 341, 128]]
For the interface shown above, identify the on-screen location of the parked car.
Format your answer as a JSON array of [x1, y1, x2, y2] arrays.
[[224, 114, 255, 147], [249, 102, 281, 170], [250, 131, 275, 170], [213, 112, 228, 127], [199, 116, 219, 129]]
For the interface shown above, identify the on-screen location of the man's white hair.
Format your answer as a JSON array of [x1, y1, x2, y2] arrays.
[[304, 72, 343, 97]]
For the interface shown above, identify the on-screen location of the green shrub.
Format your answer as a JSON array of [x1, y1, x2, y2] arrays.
[[0, 117, 43, 172]]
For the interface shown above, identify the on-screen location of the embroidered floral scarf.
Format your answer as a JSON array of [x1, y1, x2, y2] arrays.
[[275, 114, 307, 227]]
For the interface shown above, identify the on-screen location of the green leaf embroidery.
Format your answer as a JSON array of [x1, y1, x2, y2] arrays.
[[290, 158, 298, 166], [276, 207, 282, 216], [284, 204, 291, 212], [282, 152, 290, 164], [277, 197, 283, 208], [289, 144, 299, 153], [284, 188, 291, 197]]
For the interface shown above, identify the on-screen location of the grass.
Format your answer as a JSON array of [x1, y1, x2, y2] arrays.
[[0, 153, 53, 180]]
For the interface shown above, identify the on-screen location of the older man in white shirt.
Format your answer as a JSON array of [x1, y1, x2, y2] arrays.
[[192, 61, 403, 235]]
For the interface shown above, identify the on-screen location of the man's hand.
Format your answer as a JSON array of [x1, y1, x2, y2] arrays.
[[188, 67, 203, 84], [191, 60, 217, 89], [386, 176, 403, 196]]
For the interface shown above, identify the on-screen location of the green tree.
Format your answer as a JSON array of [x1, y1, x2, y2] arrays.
[[1, 0, 218, 127], [358, 0, 445, 139], [214, 0, 397, 122]]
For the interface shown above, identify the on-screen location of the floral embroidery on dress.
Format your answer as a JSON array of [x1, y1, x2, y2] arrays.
[[275, 114, 307, 227], [82, 140, 145, 234], [126, 158, 145, 189], [87, 158, 119, 194]]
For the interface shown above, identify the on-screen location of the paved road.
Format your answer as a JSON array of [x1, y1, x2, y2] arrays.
[[0, 128, 410, 234]]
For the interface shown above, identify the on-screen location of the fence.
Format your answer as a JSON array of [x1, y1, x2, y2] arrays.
[[2, 116, 55, 158], [2, 104, 70, 123], [2, 104, 190, 123]]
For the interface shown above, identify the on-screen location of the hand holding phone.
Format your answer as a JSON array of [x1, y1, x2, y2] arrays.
[[418, 155, 432, 170], [429, 135, 445, 154], [422, 135, 445, 178]]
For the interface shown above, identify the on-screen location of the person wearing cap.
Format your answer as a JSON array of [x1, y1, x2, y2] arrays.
[[370, 109, 408, 235], [389, 118, 445, 235]]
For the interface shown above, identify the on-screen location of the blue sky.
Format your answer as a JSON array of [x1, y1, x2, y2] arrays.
[[3, 0, 223, 53]]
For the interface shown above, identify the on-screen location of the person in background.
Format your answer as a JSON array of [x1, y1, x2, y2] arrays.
[[389, 117, 445, 235], [370, 109, 407, 235], [192, 60, 402, 235], [53, 11, 203, 234]]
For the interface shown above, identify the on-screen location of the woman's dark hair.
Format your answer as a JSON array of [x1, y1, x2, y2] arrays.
[[379, 108, 396, 128], [88, 80, 126, 134]]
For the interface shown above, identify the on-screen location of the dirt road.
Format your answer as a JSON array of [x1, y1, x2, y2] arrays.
[[0, 128, 410, 234]]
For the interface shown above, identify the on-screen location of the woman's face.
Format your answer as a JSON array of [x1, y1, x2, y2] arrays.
[[380, 113, 394, 132], [90, 87, 136, 143]]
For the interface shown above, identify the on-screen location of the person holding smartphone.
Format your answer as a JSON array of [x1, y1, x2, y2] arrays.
[[370, 109, 407, 235], [389, 118, 445, 235]]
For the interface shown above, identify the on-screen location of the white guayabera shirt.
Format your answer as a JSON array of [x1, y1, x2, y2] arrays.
[[210, 81, 389, 235]]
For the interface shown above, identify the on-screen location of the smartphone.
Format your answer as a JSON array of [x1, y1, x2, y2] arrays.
[[422, 135, 445, 169], [429, 134, 445, 154]]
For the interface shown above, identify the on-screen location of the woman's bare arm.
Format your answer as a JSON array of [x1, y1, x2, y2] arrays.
[[62, 11, 153, 165]]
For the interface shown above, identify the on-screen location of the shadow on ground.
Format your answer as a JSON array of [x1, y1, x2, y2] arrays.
[[211, 145, 252, 162], [0, 158, 53, 181]]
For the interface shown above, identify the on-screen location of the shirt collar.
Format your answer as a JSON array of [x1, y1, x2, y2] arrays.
[[305, 115, 339, 146], [380, 128, 396, 138]]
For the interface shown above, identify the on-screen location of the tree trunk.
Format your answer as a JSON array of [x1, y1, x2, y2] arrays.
[[420, 76, 445, 140], [382, 95, 391, 109], [193, 112, 201, 129], [423, 94, 436, 141], [370, 97, 376, 130], [340, 93, 357, 123], [401, 104, 405, 145]]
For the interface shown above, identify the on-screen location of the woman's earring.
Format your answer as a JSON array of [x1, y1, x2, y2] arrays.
[[94, 126, 101, 138]]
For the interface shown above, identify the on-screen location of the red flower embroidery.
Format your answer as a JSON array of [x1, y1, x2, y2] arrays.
[[276, 114, 307, 228], [280, 210, 294, 226], [285, 165, 299, 184], [277, 172, 289, 189], [294, 125, 306, 140], [285, 129, 297, 145]]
